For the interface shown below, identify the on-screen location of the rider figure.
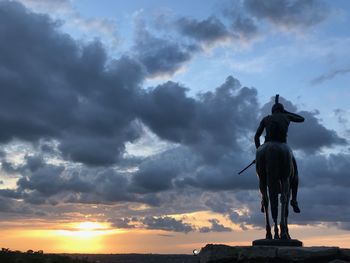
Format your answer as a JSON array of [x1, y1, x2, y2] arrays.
[[254, 95, 304, 213]]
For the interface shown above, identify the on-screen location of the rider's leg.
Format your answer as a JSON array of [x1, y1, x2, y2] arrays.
[[290, 157, 300, 213]]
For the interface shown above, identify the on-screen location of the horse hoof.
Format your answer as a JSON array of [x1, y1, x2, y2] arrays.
[[280, 233, 291, 240], [291, 200, 301, 213], [274, 234, 280, 239], [266, 233, 272, 240]]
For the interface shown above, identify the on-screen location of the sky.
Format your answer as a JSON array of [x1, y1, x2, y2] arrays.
[[0, 0, 350, 254]]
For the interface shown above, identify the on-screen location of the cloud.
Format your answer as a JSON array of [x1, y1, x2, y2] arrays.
[[0, 154, 156, 206], [17, 0, 119, 46], [110, 217, 136, 229], [334, 109, 349, 125], [141, 216, 194, 233], [300, 153, 350, 189], [137, 81, 197, 143], [130, 147, 198, 193], [244, 0, 330, 31], [140, 76, 258, 162], [199, 219, 232, 233], [0, 1, 144, 166], [0, 195, 47, 219], [175, 16, 230, 45], [289, 110, 347, 153], [133, 28, 199, 77], [1, 72, 342, 207], [231, 15, 260, 42], [173, 14, 260, 47], [311, 67, 350, 85], [134, 76, 260, 192]]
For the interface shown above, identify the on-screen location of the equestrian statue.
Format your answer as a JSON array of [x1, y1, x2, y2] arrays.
[[254, 95, 304, 240]]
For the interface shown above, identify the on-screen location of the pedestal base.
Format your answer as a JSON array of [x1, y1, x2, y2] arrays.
[[253, 239, 303, 247]]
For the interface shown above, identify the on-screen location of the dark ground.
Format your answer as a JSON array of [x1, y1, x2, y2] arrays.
[[0, 249, 90, 263], [0, 249, 199, 263], [66, 253, 199, 263]]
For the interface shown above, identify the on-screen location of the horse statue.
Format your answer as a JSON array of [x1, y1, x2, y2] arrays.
[[254, 95, 304, 240], [256, 141, 293, 239]]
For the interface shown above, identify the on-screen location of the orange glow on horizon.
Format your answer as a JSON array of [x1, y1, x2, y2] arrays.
[[0, 216, 349, 254], [51, 221, 124, 252]]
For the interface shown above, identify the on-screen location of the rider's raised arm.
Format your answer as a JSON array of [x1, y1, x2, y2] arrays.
[[254, 119, 265, 149], [284, 110, 304, 123]]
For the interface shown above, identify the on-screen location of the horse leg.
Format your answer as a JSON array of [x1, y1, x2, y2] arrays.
[[269, 189, 279, 239], [285, 190, 291, 239], [264, 195, 272, 240], [260, 183, 272, 239], [280, 178, 290, 240]]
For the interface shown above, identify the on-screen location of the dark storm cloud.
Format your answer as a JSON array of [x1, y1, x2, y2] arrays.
[[137, 81, 197, 144], [289, 110, 347, 153], [204, 193, 238, 214], [140, 76, 258, 161], [0, 195, 47, 218], [133, 28, 199, 77], [260, 97, 346, 153], [199, 219, 232, 233], [244, 0, 330, 30], [131, 147, 197, 193], [135, 76, 259, 191], [1, 160, 18, 174], [283, 185, 350, 227], [0, 1, 144, 166], [311, 67, 350, 85], [17, 165, 97, 200], [3, 156, 93, 204], [111, 215, 199, 233], [141, 216, 194, 233], [0, 155, 154, 205], [175, 16, 230, 45], [299, 153, 350, 188]]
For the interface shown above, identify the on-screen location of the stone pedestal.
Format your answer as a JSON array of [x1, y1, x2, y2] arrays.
[[253, 238, 303, 247], [198, 244, 349, 263]]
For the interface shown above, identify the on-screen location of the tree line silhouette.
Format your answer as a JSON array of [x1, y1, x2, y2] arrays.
[[0, 248, 92, 263]]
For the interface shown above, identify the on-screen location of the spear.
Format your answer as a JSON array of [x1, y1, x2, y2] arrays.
[[237, 159, 256, 175]]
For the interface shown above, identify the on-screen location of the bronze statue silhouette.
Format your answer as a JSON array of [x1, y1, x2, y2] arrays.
[[254, 95, 304, 239]]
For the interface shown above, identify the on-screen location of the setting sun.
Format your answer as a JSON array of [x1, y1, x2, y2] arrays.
[[55, 221, 114, 239], [75, 221, 108, 231], [47, 221, 119, 253]]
